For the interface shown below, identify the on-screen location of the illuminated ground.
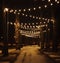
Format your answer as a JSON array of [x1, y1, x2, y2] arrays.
[[14, 45, 55, 63]]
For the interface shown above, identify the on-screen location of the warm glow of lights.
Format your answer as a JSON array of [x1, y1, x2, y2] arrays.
[[10, 9, 13, 13], [29, 23, 30, 25], [51, 3, 53, 6], [44, 5, 47, 8], [45, 18, 47, 21], [36, 23, 38, 24], [28, 8, 31, 11], [32, 23, 34, 25], [23, 9, 26, 11], [44, 22, 46, 24], [19, 9, 21, 12], [46, 24, 48, 27], [39, 17, 41, 19], [42, 18, 44, 20], [33, 8, 36, 10], [36, 17, 38, 19], [57, 1, 60, 4], [4, 8, 8, 12], [18, 13, 20, 15], [33, 16, 35, 18], [26, 14, 28, 17], [55, 0, 57, 2], [38, 6, 41, 9], [15, 10, 17, 12], [10, 22, 13, 25], [14, 12, 16, 14], [7, 22, 9, 24], [48, 0, 50, 2], [29, 15, 32, 17], [22, 13, 24, 16]]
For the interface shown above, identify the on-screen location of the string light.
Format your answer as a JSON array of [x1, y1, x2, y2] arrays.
[[19, 9, 21, 12], [44, 5, 47, 8], [48, 0, 51, 2], [22, 13, 24, 16], [33, 8, 36, 10], [26, 14, 28, 17], [23, 9, 26, 11], [38, 6, 41, 9], [18, 13, 20, 15], [57, 1, 60, 4], [10, 9, 13, 13], [55, 0, 57, 2], [51, 3, 53, 6], [28, 8, 31, 11], [33, 16, 35, 18], [14, 12, 16, 14]]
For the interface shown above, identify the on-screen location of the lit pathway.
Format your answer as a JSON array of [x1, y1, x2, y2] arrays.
[[14, 45, 55, 63]]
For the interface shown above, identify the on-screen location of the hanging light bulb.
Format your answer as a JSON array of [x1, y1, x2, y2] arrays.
[[44, 5, 47, 8], [28, 8, 31, 11], [57, 1, 60, 4], [10, 9, 13, 13], [14, 12, 16, 14], [23, 9, 26, 11], [33, 8, 36, 10], [26, 14, 28, 17], [55, 0, 57, 2], [36, 17, 38, 19], [51, 3, 53, 6], [18, 13, 20, 15], [15, 10, 17, 12], [22, 13, 24, 16], [39, 17, 41, 19], [33, 16, 35, 18], [38, 6, 41, 9], [19, 9, 21, 12], [48, 0, 51, 2], [29, 15, 32, 17]]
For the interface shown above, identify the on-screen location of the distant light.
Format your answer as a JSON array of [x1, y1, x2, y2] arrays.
[[22, 13, 24, 16], [10, 9, 13, 13], [7, 22, 9, 24], [51, 3, 53, 6], [18, 13, 20, 15], [32, 23, 34, 25], [48, 0, 50, 2], [36, 17, 38, 19], [4, 8, 8, 12], [44, 5, 47, 8], [10, 22, 13, 25], [29, 15, 32, 17], [46, 24, 48, 27], [19, 9, 21, 12], [23, 9, 26, 11], [45, 18, 47, 21], [44, 22, 46, 24], [39, 17, 41, 19], [26, 14, 28, 17], [42, 18, 44, 20], [28, 8, 31, 11], [33, 16, 35, 18], [55, 0, 57, 2], [38, 6, 41, 9], [14, 12, 16, 14], [15, 10, 17, 12], [57, 1, 60, 4], [33, 8, 36, 10]]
